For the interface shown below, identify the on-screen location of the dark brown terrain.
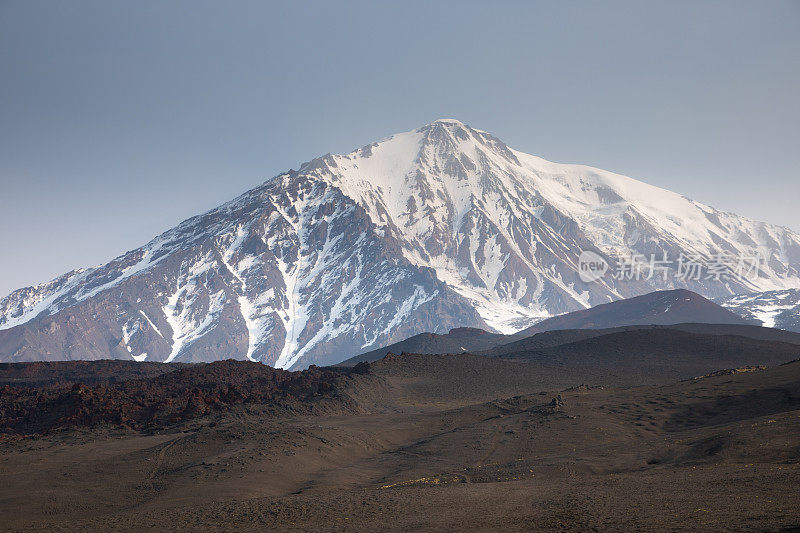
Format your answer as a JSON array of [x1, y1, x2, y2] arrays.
[[486, 328, 800, 382], [2, 333, 800, 531], [340, 327, 508, 366], [486, 323, 800, 357]]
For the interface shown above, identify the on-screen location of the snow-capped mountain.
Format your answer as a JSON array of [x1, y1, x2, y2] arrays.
[[717, 289, 800, 332], [2, 119, 799, 368]]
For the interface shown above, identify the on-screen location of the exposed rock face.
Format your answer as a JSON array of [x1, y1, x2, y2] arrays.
[[0, 360, 358, 435], [2, 119, 799, 368]]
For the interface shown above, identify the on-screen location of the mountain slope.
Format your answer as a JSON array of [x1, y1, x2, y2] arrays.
[[2, 120, 799, 368], [306, 120, 800, 332], [0, 173, 486, 368], [717, 289, 800, 332]]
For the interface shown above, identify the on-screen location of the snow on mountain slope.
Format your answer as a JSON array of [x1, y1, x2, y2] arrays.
[[718, 289, 800, 332], [0, 169, 484, 368], [1, 119, 799, 367], [512, 150, 798, 279], [306, 119, 800, 331]]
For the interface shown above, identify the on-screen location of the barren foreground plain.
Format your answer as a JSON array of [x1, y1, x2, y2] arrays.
[[1, 352, 799, 531]]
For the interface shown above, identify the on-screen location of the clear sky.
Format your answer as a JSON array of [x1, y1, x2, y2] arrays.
[[1, 1, 799, 297]]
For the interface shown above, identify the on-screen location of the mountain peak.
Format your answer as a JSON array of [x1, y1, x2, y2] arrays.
[[418, 118, 486, 141], [2, 121, 799, 369], [430, 118, 466, 126]]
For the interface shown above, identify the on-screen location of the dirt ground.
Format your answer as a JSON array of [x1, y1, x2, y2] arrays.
[[1, 355, 799, 531]]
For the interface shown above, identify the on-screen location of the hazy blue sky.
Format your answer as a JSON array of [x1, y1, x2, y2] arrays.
[[1, 1, 799, 297]]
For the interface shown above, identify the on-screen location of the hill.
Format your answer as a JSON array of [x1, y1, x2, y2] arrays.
[[511, 289, 751, 339]]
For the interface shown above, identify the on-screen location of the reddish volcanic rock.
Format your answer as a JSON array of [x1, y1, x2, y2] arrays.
[[0, 360, 365, 435]]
